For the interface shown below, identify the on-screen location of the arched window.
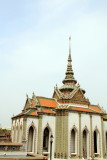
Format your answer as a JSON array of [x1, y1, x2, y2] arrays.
[[14, 125, 16, 142], [71, 128, 77, 153], [43, 127, 49, 152], [19, 125, 22, 143], [17, 125, 20, 142], [83, 130, 87, 158], [27, 126, 34, 152], [106, 132, 107, 152], [16, 125, 18, 142], [94, 130, 99, 153], [12, 126, 15, 142]]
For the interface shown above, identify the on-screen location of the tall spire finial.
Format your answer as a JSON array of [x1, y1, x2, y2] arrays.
[[62, 36, 77, 85], [69, 36, 71, 56]]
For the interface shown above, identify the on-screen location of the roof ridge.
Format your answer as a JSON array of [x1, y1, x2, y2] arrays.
[[89, 105, 104, 113], [37, 96, 55, 101], [55, 87, 63, 98], [88, 107, 101, 113]]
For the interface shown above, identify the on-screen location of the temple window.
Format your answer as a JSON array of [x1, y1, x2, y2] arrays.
[[71, 128, 77, 154], [83, 130, 87, 158], [94, 130, 99, 154], [27, 126, 34, 152], [43, 127, 49, 152]]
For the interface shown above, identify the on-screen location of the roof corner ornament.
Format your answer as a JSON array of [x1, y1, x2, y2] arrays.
[[32, 92, 39, 106], [33, 92, 35, 96], [26, 94, 28, 99], [32, 92, 36, 98], [37, 106, 42, 112], [77, 83, 80, 87]]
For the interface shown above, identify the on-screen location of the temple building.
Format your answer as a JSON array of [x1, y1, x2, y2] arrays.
[[11, 38, 107, 160]]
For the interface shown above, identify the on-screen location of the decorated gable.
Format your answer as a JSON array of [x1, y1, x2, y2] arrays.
[[71, 89, 89, 105], [23, 99, 31, 111], [53, 91, 60, 100]]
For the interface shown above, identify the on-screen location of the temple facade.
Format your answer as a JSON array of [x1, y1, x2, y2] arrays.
[[11, 38, 107, 160]]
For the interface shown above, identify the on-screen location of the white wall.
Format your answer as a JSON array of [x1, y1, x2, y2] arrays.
[[103, 120, 107, 153], [92, 115, 102, 156], [68, 112, 79, 157], [26, 117, 38, 153], [68, 112, 103, 158], [81, 114, 90, 158], [11, 118, 23, 142], [42, 115, 55, 157]]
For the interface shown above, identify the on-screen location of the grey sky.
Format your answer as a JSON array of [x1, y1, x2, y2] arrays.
[[0, 0, 107, 127]]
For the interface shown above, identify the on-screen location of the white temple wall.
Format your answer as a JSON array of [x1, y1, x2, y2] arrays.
[[81, 114, 90, 158], [81, 114, 90, 130], [42, 115, 55, 157], [103, 121, 107, 132], [11, 118, 23, 143], [92, 115, 102, 157], [68, 112, 79, 157], [11, 119, 15, 142], [26, 118, 38, 153], [103, 121, 107, 153]]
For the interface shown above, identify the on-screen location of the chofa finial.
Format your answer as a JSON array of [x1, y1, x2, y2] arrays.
[[26, 94, 28, 98], [33, 92, 35, 97]]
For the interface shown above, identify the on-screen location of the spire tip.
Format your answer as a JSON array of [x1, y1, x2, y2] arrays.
[[69, 36, 71, 56]]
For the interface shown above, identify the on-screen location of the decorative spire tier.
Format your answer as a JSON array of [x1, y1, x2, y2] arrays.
[[53, 37, 89, 105], [61, 37, 77, 91]]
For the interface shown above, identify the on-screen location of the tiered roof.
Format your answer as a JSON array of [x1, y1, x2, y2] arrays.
[[13, 94, 105, 119], [12, 37, 106, 120], [53, 37, 89, 105], [12, 95, 57, 118], [38, 97, 58, 108]]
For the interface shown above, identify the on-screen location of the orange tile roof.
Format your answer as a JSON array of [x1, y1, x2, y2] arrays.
[[42, 109, 55, 114], [13, 112, 24, 118], [71, 107, 96, 113], [103, 116, 107, 120], [13, 110, 37, 118], [29, 112, 37, 116], [89, 106, 103, 113], [39, 98, 58, 108]]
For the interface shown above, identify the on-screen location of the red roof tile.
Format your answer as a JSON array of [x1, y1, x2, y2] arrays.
[[29, 112, 37, 116], [103, 116, 107, 120], [13, 112, 24, 118], [89, 106, 103, 113], [71, 107, 96, 113], [39, 98, 58, 108]]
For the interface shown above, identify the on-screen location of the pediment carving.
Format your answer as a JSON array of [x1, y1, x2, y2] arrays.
[[71, 90, 89, 105]]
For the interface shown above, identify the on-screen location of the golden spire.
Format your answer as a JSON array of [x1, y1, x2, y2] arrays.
[[62, 37, 77, 85], [69, 36, 71, 57]]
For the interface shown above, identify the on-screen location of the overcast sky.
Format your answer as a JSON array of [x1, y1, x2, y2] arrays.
[[0, 0, 107, 127]]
